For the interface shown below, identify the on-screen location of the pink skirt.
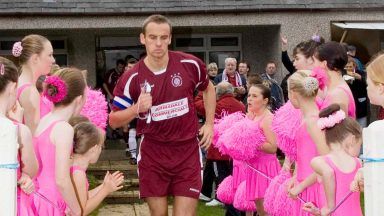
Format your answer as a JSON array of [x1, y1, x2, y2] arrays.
[[245, 155, 281, 201], [232, 160, 248, 191], [33, 188, 67, 216], [18, 189, 36, 216]]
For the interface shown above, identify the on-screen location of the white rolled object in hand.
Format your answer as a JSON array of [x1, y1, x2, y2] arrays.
[[0, 117, 19, 216], [363, 120, 384, 216]]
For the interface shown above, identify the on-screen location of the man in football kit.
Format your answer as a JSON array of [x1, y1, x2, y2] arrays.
[[109, 14, 216, 216]]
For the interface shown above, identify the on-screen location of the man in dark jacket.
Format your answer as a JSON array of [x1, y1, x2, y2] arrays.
[[260, 61, 285, 111]]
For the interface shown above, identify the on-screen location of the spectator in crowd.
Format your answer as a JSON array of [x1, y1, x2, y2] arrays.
[[125, 57, 138, 71], [103, 59, 126, 103], [344, 56, 368, 127], [207, 62, 219, 81], [238, 60, 250, 78], [103, 59, 126, 140], [246, 74, 263, 89], [347, 45, 365, 72], [260, 60, 285, 111], [214, 57, 247, 101]]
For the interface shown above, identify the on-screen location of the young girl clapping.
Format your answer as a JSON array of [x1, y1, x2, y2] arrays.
[[70, 119, 124, 215]]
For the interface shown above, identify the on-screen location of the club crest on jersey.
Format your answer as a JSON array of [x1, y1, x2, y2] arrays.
[[171, 73, 182, 87]]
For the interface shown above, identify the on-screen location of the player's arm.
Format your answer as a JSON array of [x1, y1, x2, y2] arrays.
[[109, 74, 148, 129], [199, 80, 216, 150], [109, 105, 139, 129]]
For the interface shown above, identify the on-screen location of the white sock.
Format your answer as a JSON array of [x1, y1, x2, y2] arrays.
[[128, 129, 137, 159]]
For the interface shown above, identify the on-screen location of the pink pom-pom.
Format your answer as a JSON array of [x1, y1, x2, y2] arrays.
[[44, 75, 68, 103], [272, 101, 301, 161], [213, 112, 245, 154], [219, 118, 265, 161], [233, 181, 257, 212], [80, 87, 108, 131], [217, 175, 235, 204], [311, 67, 328, 90], [273, 177, 295, 216], [264, 170, 291, 215]]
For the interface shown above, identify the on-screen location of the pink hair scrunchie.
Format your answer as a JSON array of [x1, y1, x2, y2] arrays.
[[12, 41, 23, 57], [317, 110, 346, 130], [311, 67, 328, 90], [0, 63, 4, 75], [44, 75, 68, 103]]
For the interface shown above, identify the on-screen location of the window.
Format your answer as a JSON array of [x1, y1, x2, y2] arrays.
[[173, 34, 241, 70], [175, 38, 204, 48], [210, 37, 239, 47], [53, 54, 68, 67], [186, 52, 205, 62], [0, 40, 17, 50]]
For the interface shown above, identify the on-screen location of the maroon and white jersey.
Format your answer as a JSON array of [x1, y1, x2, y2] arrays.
[[113, 51, 209, 144]]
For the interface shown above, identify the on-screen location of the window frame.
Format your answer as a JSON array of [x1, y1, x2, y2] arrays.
[[173, 33, 242, 69]]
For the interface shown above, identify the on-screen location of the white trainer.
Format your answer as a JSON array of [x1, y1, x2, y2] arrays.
[[199, 193, 211, 202], [205, 199, 224, 207]]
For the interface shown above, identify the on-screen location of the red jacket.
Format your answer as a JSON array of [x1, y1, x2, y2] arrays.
[[195, 93, 246, 160]]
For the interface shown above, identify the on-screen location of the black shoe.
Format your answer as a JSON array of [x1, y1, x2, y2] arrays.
[[130, 157, 137, 165]]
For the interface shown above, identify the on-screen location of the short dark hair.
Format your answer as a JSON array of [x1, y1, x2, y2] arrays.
[[247, 74, 262, 86], [266, 60, 277, 67], [293, 39, 323, 58], [142, 14, 172, 35], [239, 60, 250, 70], [127, 58, 138, 64], [116, 59, 125, 66], [124, 55, 135, 62]]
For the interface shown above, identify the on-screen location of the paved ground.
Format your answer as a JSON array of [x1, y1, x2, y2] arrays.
[[98, 203, 173, 216]]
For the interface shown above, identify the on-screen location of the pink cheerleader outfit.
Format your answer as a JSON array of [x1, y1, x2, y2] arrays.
[[245, 154, 280, 201], [13, 122, 37, 216], [70, 166, 89, 191], [33, 121, 67, 215], [318, 156, 362, 216], [318, 84, 356, 118], [245, 117, 281, 201], [17, 83, 53, 119], [294, 120, 321, 216], [17, 155, 37, 216], [232, 160, 248, 191]]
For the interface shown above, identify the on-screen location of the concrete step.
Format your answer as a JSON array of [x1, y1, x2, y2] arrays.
[[96, 178, 139, 191], [88, 160, 138, 179], [99, 149, 128, 161], [105, 190, 142, 204]]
